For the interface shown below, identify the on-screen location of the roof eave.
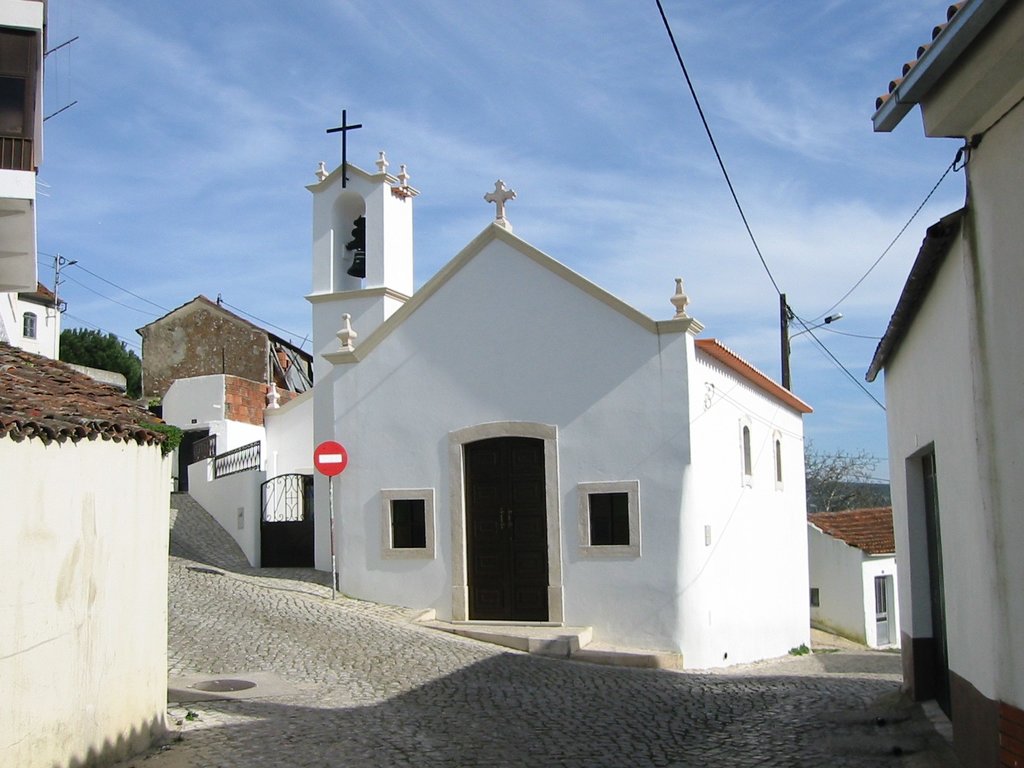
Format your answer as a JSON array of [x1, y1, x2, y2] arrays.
[[873, 0, 1009, 132]]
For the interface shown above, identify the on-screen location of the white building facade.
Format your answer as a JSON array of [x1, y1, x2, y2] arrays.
[[295, 154, 812, 668], [869, 1, 1024, 764]]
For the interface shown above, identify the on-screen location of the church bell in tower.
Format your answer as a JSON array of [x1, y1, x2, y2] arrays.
[[346, 215, 366, 278]]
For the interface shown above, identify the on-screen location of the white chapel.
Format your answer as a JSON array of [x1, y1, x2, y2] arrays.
[[261, 147, 814, 669]]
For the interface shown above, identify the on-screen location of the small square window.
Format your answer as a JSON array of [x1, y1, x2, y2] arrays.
[[390, 499, 426, 549], [381, 489, 435, 559], [810, 588, 820, 607], [589, 492, 630, 546], [577, 480, 640, 558]]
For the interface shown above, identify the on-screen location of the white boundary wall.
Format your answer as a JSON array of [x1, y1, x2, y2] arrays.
[[0, 438, 170, 768]]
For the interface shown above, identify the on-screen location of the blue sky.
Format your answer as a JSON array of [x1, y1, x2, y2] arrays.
[[37, 1, 966, 477]]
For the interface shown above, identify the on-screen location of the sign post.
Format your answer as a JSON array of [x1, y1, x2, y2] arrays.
[[313, 440, 349, 600]]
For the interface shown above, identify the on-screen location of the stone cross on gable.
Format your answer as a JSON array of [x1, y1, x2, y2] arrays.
[[484, 180, 516, 230]]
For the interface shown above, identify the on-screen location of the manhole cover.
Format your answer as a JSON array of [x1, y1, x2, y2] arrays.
[[190, 678, 256, 692]]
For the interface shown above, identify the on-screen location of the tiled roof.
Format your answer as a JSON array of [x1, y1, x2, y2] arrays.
[[695, 338, 813, 414], [874, 2, 966, 113], [808, 506, 895, 555], [0, 342, 165, 447]]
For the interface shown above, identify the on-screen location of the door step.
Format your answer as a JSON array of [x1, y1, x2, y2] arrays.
[[417, 615, 683, 669]]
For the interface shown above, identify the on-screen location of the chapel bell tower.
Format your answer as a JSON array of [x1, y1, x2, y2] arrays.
[[307, 149, 418, 381]]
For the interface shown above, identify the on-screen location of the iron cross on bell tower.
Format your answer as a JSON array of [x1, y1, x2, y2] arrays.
[[326, 109, 363, 188]]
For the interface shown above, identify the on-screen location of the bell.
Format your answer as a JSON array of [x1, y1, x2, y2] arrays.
[[347, 252, 366, 278], [346, 215, 366, 278]]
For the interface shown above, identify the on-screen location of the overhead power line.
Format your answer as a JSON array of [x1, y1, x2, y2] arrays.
[[791, 314, 886, 411], [219, 298, 309, 348], [61, 273, 162, 317], [654, 0, 781, 296], [62, 313, 142, 352], [811, 149, 961, 321]]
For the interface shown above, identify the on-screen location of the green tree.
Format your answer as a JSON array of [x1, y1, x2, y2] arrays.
[[804, 442, 890, 513], [60, 328, 142, 398]]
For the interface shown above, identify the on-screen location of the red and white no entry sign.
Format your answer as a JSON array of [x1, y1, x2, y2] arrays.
[[313, 440, 349, 476]]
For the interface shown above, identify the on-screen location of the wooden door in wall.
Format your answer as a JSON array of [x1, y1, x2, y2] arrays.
[[465, 437, 549, 621]]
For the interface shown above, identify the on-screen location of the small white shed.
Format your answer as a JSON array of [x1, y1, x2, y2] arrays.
[[807, 507, 900, 648]]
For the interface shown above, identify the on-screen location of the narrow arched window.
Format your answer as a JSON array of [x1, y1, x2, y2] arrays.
[[22, 311, 36, 339], [775, 439, 783, 483], [742, 425, 752, 479]]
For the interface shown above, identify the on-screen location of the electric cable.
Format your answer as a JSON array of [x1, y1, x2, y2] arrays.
[[811, 151, 959, 322], [792, 315, 886, 410], [60, 273, 162, 317], [218, 299, 309, 348], [654, 0, 781, 296], [62, 313, 142, 352]]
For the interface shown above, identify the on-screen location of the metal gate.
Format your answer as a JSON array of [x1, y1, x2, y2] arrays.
[[260, 474, 314, 567]]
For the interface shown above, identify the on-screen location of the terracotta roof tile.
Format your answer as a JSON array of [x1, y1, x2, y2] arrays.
[[808, 506, 895, 555], [695, 338, 813, 414], [0, 342, 165, 447], [874, 2, 965, 111]]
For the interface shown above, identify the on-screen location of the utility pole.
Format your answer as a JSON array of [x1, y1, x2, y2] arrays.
[[781, 296, 843, 391], [52, 253, 76, 358], [780, 293, 791, 390]]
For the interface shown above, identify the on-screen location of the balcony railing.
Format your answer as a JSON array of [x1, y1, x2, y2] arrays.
[[214, 440, 262, 478], [191, 434, 217, 464], [0, 136, 33, 172]]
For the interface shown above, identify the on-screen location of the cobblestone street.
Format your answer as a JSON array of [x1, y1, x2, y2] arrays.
[[117, 495, 959, 767]]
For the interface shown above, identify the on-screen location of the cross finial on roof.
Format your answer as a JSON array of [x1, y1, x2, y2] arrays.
[[484, 180, 516, 230]]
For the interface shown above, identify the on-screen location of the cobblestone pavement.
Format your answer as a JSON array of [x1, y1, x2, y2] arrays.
[[118, 494, 959, 767]]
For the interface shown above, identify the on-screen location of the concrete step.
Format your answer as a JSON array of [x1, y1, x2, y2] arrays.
[[418, 615, 682, 669]]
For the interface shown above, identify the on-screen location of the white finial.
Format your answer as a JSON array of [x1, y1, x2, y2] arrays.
[[484, 180, 516, 230], [671, 277, 690, 319], [266, 382, 280, 409], [315, 161, 329, 182], [376, 151, 389, 174], [337, 313, 358, 351], [398, 164, 410, 187]]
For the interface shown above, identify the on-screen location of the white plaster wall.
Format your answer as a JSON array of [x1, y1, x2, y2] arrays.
[[960, 102, 1024, 709], [163, 375, 226, 428], [264, 389, 314, 476], [682, 351, 810, 667], [320, 237, 693, 655], [187, 460, 266, 567], [163, 374, 265, 456], [0, 438, 171, 768], [807, 524, 868, 644], [861, 555, 901, 649], [883, 232, 995, 700]]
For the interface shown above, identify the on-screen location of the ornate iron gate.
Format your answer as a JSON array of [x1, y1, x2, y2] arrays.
[[260, 474, 314, 567]]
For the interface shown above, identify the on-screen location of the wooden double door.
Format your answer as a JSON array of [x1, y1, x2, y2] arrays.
[[465, 437, 549, 621]]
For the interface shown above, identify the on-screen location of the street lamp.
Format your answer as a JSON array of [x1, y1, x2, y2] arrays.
[[780, 292, 842, 390]]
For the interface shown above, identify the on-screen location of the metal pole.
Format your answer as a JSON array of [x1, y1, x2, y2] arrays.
[[780, 293, 791, 390], [328, 475, 337, 600]]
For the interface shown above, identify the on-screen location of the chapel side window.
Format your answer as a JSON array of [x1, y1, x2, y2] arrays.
[[22, 311, 36, 339], [578, 480, 640, 557], [380, 489, 435, 559], [774, 434, 784, 490], [741, 423, 753, 485]]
